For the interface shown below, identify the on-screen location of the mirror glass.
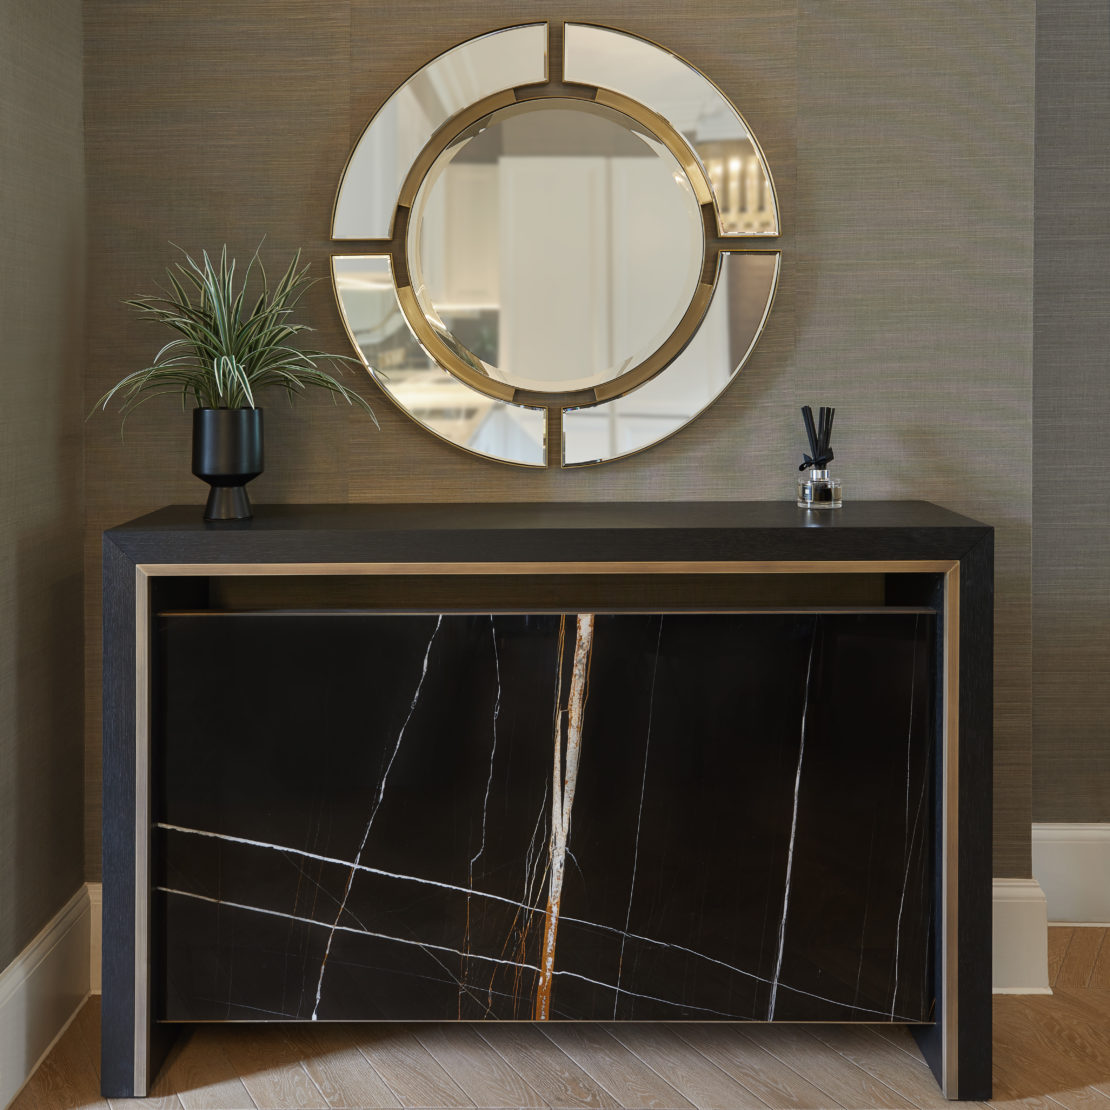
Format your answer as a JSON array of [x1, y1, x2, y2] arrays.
[[564, 24, 777, 236], [333, 24, 547, 238], [332, 22, 781, 466], [333, 255, 547, 466], [562, 252, 779, 464], [407, 100, 704, 395]]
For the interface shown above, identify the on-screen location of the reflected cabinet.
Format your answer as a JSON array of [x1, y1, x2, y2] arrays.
[[102, 502, 993, 1100]]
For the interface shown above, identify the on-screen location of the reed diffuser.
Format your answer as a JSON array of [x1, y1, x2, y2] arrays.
[[796, 405, 842, 509]]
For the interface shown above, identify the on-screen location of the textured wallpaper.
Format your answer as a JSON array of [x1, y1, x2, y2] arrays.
[[0, 0, 86, 967], [83, 1, 1035, 876], [1033, 0, 1110, 823]]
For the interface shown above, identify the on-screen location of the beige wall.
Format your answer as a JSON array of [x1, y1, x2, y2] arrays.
[[0, 0, 86, 967], [83, 1, 1035, 877], [1032, 0, 1110, 824]]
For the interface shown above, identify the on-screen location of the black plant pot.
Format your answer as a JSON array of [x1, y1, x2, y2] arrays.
[[191, 407, 264, 521]]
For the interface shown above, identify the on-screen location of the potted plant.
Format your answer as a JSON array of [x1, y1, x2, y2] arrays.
[[95, 244, 376, 521]]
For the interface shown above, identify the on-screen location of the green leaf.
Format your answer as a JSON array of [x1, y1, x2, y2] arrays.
[[95, 242, 377, 427]]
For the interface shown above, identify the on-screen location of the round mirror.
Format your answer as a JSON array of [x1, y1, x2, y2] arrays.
[[407, 100, 704, 396], [332, 22, 781, 467]]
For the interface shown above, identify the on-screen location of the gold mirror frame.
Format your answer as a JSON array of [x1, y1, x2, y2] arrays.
[[332, 22, 781, 467]]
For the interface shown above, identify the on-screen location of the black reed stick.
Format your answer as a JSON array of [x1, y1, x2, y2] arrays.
[[799, 404, 835, 470]]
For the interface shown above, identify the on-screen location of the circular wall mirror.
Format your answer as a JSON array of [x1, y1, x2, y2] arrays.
[[408, 99, 704, 398], [332, 23, 781, 467]]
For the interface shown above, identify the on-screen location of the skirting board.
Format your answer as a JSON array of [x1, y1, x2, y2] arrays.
[[0, 885, 91, 1110], [1033, 823, 1110, 924], [992, 878, 1051, 993]]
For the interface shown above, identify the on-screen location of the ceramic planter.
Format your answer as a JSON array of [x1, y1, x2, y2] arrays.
[[191, 407, 263, 521]]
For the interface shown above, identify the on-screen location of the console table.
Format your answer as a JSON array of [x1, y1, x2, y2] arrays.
[[102, 501, 993, 1099]]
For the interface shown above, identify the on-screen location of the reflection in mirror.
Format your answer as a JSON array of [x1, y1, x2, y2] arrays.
[[333, 24, 547, 239], [333, 22, 781, 466], [407, 100, 704, 395], [563, 24, 778, 236], [332, 256, 546, 466], [562, 252, 780, 465]]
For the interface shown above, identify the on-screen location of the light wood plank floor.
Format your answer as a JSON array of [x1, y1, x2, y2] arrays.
[[11, 928, 1110, 1110]]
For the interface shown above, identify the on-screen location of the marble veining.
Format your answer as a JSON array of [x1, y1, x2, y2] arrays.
[[891, 614, 924, 1019], [612, 614, 664, 1019], [152, 833, 920, 1021], [768, 619, 817, 1020], [152, 610, 935, 1024], [535, 613, 594, 1019]]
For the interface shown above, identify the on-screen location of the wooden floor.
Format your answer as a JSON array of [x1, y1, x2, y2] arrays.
[[12, 928, 1110, 1110]]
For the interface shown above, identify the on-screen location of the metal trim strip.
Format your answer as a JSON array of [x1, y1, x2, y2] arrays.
[[130, 555, 960, 1094], [942, 562, 960, 1095]]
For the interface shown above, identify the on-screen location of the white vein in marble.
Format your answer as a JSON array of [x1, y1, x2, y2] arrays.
[[469, 614, 502, 876], [891, 627, 928, 1019], [311, 615, 443, 1018], [613, 614, 664, 1019], [157, 822, 916, 1020], [767, 620, 817, 1020], [157, 886, 740, 1018]]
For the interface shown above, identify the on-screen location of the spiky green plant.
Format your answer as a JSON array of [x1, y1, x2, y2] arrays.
[[94, 244, 377, 424]]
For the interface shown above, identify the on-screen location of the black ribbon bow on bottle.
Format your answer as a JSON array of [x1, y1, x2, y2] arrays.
[[799, 405, 835, 470]]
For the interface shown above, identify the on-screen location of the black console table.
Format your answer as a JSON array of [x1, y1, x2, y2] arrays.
[[102, 501, 992, 1099]]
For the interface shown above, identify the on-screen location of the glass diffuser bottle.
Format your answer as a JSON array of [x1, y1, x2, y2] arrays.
[[797, 468, 842, 509], [796, 405, 842, 509]]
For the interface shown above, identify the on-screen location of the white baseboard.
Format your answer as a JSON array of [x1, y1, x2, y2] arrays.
[[1033, 823, 1110, 924], [0, 886, 91, 1110], [992, 877, 1051, 993]]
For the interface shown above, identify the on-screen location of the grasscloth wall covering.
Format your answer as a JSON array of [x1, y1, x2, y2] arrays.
[[0, 0, 86, 969], [1033, 1, 1110, 823], [83, 2, 1034, 878]]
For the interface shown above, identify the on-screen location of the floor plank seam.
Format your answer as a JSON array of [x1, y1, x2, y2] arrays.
[[535, 1023, 690, 1110], [1084, 930, 1107, 988], [665, 1025, 781, 1110], [606, 1028, 736, 1110], [737, 1026, 895, 1110], [352, 1040, 414, 1109]]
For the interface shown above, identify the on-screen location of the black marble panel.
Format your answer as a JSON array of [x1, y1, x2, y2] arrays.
[[152, 609, 934, 1024]]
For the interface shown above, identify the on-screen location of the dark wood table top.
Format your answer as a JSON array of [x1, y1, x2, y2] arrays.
[[104, 501, 992, 564]]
